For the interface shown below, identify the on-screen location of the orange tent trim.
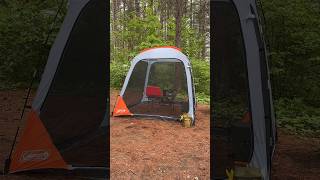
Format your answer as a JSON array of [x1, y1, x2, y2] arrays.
[[112, 96, 133, 116], [9, 110, 68, 173], [140, 46, 182, 53]]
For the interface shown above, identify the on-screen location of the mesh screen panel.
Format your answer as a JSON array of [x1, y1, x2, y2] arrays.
[[123, 59, 189, 119], [212, 1, 253, 177], [123, 61, 148, 107], [40, 0, 108, 168]]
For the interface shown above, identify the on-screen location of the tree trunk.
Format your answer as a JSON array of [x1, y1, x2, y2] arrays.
[[165, 0, 171, 40], [150, 0, 154, 12], [198, 0, 206, 58], [143, 0, 147, 18], [175, 0, 182, 48], [190, 0, 193, 28], [134, 0, 140, 17], [159, 0, 167, 39], [122, 0, 127, 49], [127, 0, 134, 50], [127, 0, 134, 18], [112, 0, 119, 54], [112, 0, 117, 31]]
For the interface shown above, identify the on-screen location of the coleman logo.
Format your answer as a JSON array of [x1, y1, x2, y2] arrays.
[[20, 150, 50, 162], [116, 109, 127, 113]]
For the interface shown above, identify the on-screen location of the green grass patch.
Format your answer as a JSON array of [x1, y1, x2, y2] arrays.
[[275, 98, 320, 137]]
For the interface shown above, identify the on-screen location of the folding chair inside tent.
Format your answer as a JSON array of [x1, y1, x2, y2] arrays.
[[146, 86, 163, 98], [145, 85, 162, 110]]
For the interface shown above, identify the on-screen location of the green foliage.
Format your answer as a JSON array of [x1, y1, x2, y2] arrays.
[[275, 98, 320, 136], [111, 6, 169, 62], [260, 0, 320, 135], [191, 59, 210, 96], [262, 0, 320, 106], [0, 0, 66, 88], [196, 92, 210, 104], [181, 17, 205, 59], [110, 61, 130, 89]]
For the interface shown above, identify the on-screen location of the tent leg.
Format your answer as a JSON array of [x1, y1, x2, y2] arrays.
[[142, 62, 152, 101]]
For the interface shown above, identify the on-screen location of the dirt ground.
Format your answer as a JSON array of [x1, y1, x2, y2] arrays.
[[271, 131, 320, 179], [0, 89, 319, 179], [110, 90, 210, 179]]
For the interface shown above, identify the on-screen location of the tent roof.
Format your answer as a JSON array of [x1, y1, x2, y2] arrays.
[[131, 46, 190, 64], [140, 46, 182, 52]]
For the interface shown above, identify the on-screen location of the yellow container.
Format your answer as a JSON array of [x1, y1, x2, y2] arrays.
[[180, 113, 192, 127], [183, 118, 192, 127]]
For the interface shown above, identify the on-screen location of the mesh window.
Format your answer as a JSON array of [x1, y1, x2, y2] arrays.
[[212, 0, 253, 177], [40, 0, 108, 167], [123, 61, 148, 107], [123, 59, 189, 119]]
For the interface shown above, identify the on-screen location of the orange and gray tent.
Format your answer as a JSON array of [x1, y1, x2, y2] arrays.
[[112, 46, 196, 124], [6, 0, 108, 175]]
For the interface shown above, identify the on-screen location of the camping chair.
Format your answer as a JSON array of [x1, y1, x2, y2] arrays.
[[162, 89, 177, 112], [146, 86, 163, 109]]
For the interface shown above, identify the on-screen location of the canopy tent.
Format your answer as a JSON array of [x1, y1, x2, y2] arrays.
[[4, 0, 108, 177], [212, 0, 277, 179], [113, 46, 196, 124]]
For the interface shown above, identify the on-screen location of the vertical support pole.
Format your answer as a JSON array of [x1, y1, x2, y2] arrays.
[[142, 61, 152, 102]]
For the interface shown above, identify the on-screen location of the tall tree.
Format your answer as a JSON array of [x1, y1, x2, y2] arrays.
[[122, 0, 127, 49], [174, 0, 183, 47], [190, 0, 193, 28], [127, 0, 134, 50], [111, 0, 210, 59], [127, 0, 134, 17], [134, 0, 140, 17], [112, 0, 120, 52], [198, 0, 207, 58]]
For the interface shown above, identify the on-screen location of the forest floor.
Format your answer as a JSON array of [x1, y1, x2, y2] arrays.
[[109, 90, 210, 179], [0, 89, 319, 179]]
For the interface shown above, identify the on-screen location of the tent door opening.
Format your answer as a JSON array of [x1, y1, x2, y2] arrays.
[[122, 59, 190, 120]]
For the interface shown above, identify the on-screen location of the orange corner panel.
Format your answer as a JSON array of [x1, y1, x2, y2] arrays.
[[9, 110, 68, 173], [112, 96, 133, 116]]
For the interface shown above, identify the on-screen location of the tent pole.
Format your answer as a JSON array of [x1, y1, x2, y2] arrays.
[[142, 61, 152, 102]]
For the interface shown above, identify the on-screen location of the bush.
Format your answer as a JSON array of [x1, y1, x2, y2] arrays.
[[191, 59, 210, 96], [0, 1, 66, 88], [196, 92, 210, 104], [110, 61, 130, 89], [275, 98, 320, 136]]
